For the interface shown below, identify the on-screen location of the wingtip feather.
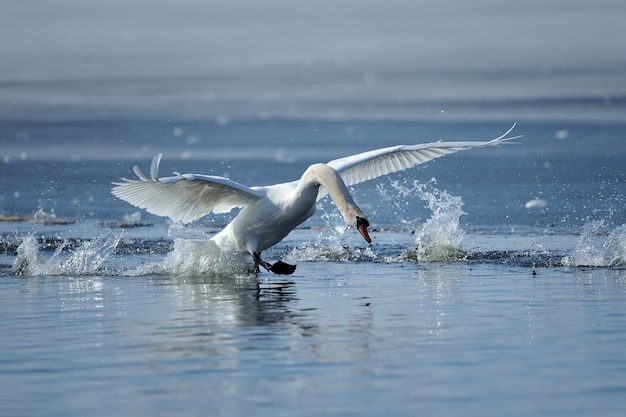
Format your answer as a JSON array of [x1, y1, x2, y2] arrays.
[[150, 153, 163, 181], [133, 166, 150, 181], [480, 123, 522, 146]]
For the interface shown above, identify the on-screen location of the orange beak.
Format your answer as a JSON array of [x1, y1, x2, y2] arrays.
[[356, 217, 371, 244]]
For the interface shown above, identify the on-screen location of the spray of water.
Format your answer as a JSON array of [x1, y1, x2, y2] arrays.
[[289, 179, 466, 263], [12, 233, 121, 276], [562, 220, 626, 267], [150, 238, 252, 276], [10, 231, 254, 277], [11, 236, 40, 276], [289, 206, 377, 262], [389, 179, 466, 262]]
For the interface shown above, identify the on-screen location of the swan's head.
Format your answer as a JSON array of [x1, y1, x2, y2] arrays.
[[355, 216, 372, 244], [340, 203, 371, 244]]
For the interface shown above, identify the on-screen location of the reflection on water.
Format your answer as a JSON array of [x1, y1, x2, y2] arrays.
[[3, 261, 626, 417], [157, 273, 304, 327], [115, 274, 310, 374], [413, 266, 464, 339]]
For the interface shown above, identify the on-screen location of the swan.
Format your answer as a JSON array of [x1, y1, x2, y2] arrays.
[[112, 125, 519, 274]]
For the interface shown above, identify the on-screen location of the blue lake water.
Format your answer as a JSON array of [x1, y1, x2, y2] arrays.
[[1, 120, 626, 417], [2, 0, 626, 415]]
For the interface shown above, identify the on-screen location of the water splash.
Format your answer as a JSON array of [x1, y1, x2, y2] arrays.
[[289, 179, 466, 263], [562, 220, 626, 267], [392, 180, 466, 262], [141, 238, 253, 276], [11, 235, 40, 275], [288, 204, 377, 263], [12, 233, 121, 276], [289, 240, 377, 263], [9, 232, 255, 277], [134, 223, 255, 276], [61, 234, 121, 274]]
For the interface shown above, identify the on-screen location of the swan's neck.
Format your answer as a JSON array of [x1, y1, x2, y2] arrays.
[[299, 163, 366, 225]]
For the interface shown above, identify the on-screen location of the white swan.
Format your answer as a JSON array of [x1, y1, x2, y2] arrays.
[[112, 125, 519, 274]]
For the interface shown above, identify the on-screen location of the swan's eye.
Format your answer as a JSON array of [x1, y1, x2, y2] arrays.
[[356, 217, 369, 228]]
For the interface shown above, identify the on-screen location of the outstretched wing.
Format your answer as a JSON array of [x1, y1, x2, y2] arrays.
[[112, 153, 263, 224], [323, 124, 520, 195]]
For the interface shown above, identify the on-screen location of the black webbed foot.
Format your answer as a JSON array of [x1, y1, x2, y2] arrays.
[[253, 252, 296, 275], [269, 260, 297, 275]]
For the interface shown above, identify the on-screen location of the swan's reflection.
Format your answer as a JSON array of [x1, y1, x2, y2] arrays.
[[130, 273, 319, 367]]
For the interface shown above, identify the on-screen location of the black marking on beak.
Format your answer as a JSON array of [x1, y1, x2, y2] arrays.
[[356, 216, 371, 244]]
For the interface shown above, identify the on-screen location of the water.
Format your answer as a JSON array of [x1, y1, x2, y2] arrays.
[[3, 264, 625, 417], [2, 1, 626, 415], [2, 120, 626, 417]]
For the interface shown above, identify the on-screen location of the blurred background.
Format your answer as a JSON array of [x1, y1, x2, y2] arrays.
[[2, 0, 625, 122]]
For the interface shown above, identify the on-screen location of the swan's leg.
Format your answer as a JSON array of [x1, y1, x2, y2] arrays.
[[253, 252, 272, 271], [253, 252, 296, 275]]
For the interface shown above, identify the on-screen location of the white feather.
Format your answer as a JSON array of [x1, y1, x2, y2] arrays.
[[111, 125, 520, 270], [112, 159, 263, 224], [324, 123, 519, 196]]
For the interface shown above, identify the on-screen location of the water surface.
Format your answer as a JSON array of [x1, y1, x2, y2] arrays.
[[1, 1, 626, 415]]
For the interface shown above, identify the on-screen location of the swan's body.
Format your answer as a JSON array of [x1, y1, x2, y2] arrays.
[[112, 125, 519, 274]]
